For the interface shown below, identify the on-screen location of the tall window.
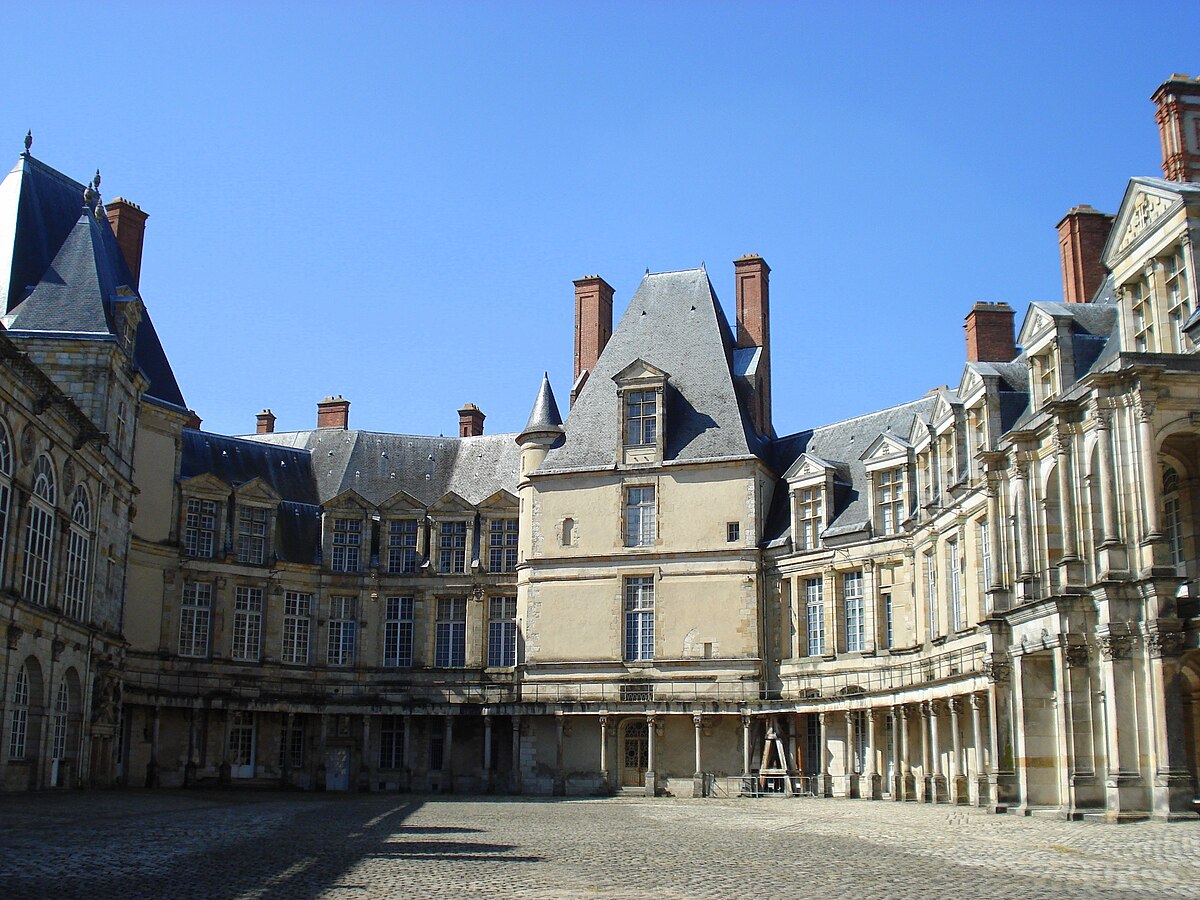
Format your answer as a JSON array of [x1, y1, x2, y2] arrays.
[[237, 506, 269, 564], [843, 571, 864, 653], [64, 487, 91, 621], [947, 539, 963, 631], [798, 487, 822, 549], [925, 550, 938, 639], [435, 598, 467, 667], [51, 682, 68, 760], [488, 518, 519, 573], [624, 486, 656, 547], [332, 518, 361, 572], [0, 421, 12, 586], [380, 716, 405, 769], [282, 591, 311, 665], [279, 720, 304, 769], [488, 596, 518, 667], [980, 517, 992, 591], [232, 587, 263, 662], [178, 581, 212, 658], [852, 710, 868, 775], [1166, 246, 1191, 351], [1130, 278, 1156, 352], [877, 467, 905, 535], [883, 592, 894, 649], [384, 596, 414, 667], [23, 455, 56, 606], [1164, 466, 1185, 568], [438, 521, 466, 574], [184, 498, 217, 558], [805, 577, 825, 656], [624, 390, 657, 446], [8, 664, 29, 759], [327, 596, 357, 666], [387, 519, 419, 574], [624, 576, 654, 661]]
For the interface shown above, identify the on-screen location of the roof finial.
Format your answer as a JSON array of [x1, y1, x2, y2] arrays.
[[92, 169, 101, 191], [23, 131, 31, 154], [83, 181, 97, 210]]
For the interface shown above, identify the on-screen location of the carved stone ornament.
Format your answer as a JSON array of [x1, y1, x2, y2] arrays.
[[1099, 634, 1134, 660], [62, 458, 76, 497], [983, 659, 1012, 683], [1064, 644, 1091, 668], [19, 424, 35, 465], [1146, 631, 1185, 659], [471, 583, 485, 600], [92, 670, 121, 725]]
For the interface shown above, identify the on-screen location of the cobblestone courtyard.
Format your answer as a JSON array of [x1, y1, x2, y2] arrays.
[[1, 791, 1197, 899]]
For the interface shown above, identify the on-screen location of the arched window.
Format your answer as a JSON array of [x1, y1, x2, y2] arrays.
[[64, 486, 92, 621], [0, 420, 12, 586], [8, 664, 29, 759], [23, 455, 56, 605], [1165, 466, 1184, 569], [51, 681, 68, 760]]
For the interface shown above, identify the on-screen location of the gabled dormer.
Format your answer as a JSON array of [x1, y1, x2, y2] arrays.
[[178, 471, 230, 560], [783, 452, 835, 551], [379, 489, 426, 575], [478, 489, 520, 574], [429, 491, 476, 575], [613, 358, 669, 467], [929, 390, 966, 499], [321, 489, 373, 574], [1018, 304, 1067, 410], [860, 431, 914, 537], [231, 477, 280, 566]]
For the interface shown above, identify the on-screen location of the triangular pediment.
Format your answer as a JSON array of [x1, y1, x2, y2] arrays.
[[1104, 178, 1189, 267], [860, 431, 911, 463], [783, 452, 835, 482], [428, 491, 474, 514], [378, 490, 425, 514], [612, 357, 670, 385], [957, 366, 984, 400], [233, 476, 281, 504], [477, 489, 519, 511], [321, 488, 372, 512], [1017, 303, 1060, 348], [179, 472, 230, 496]]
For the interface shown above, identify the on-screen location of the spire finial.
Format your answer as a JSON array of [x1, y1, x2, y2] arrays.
[[92, 169, 101, 191], [23, 131, 31, 154], [83, 182, 97, 210]]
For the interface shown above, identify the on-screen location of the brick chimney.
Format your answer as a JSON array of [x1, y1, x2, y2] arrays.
[[1151, 74, 1200, 183], [734, 254, 772, 435], [572, 275, 614, 405], [317, 395, 350, 429], [256, 409, 276, 434], [964, 302, 1017, 363], [458, 403, 485, 437], [104, 198, 149, 290], [1057, 205, 1114, 304]]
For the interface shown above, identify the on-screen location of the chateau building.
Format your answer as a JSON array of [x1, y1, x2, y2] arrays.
[[3, 76, 1200, 821]]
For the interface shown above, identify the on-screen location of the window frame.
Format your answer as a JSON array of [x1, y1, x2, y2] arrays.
[[437, 520, 467, 574], [236, 504, 270, 565], [22, 455, 56, 606], [327, 595, 358, 667], [488, 518, 519, 573], [487, 596, 518, 668], [231, 586, 264, 662], [624, 575, 655, 662], [183, 496, 218, 559], [331, 517, 362, 573], [434, 597, 467, 667], [281, 591, 312, 665], [383, 596, 415, 667], [178, 581, 212, 658], [387, 518, 419, 575], [623, 484, 656, 548]]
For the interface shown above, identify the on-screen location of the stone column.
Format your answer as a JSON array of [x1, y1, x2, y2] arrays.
[[899, 705, 914, 801], [817, 711, 832, 797], [1012, 461, 1034, 581], [360, 715, 372, 792], [510, 715, 522, 794], [1135, 395, 1163, 542], [986, 661, 1016, 811], [892, 706, 904, 800], [919, 703, 931, 802], [279, 711, 292, 788], [929, 701, 946, 803], [1145, 631, 1194, 819], [949, 698, 964, 805], [645, 715, 657, 798], [970, 693, 987, 808], [843, 710, 858, 799], [146, 705, 161, 788], [442, 715, 454, 794], [1098, 634, 1142, 818], [599, 715, 609, 792], [219, 708, 233, 786], [692, 714, 704, 798], [315, 714, 327, 791], [865, 708, 881, 800], [554, 714, 566, 796], [185, 706, 198, 788], [985, 478, 1004, 593], [482, 711, 493, 793], [1094, 405, 1120, 546], [741, 713, 752, 777]]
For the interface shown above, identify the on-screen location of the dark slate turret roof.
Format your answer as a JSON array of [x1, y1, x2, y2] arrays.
[[541, 267, 760, 472], [522, 373, 564, 435], [246, 429, 521, 506], [0, 153, 186, 410]]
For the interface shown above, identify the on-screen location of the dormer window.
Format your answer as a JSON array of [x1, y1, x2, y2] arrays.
[[184, 498, 218, 558], [1165, 245, 1191, 351], [331, 518, 361, 572], [625, 391, 657, 446], [877, 467, 905, 535], [797, 486, 823, 550], [438, 520, 467, 573], [236, 505, 269, 564], [1130, 279, 1156, 352]]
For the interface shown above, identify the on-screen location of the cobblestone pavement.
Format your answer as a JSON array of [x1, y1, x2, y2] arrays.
[[1, 790, 1197, 899]]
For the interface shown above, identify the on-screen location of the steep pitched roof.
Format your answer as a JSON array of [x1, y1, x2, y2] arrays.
[[541, 267, 759, 472], [519, 373, 564, 440], [180, 430, 320, 505]]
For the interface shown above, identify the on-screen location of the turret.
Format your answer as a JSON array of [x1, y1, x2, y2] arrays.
[[516, 373, 564, 478]]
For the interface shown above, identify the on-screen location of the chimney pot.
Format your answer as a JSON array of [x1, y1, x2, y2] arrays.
[[1056, 206, 1114, 304], [572, 275, 615, 405], [316, 395, 350, 430], [256, 409, 276, 434], [964, 302, 1017, 363], [104, 198, 149, 290], [1151, 74, 1200, 183], [458, 403, 486, 437]]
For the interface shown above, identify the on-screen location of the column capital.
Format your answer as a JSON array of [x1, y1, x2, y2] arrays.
[[693, 714, 703, 728], [1146, 630, 1185, 659], [968, 693, 983, 711], [865, 707, 876, 723], [1099, 634, 1134, 660], [947, 697, 961, 715], [598, 715, 608, 728]]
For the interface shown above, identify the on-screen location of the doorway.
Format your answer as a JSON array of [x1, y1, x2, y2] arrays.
[[229, 712, 256, 779], [622, 720, 648, 787]]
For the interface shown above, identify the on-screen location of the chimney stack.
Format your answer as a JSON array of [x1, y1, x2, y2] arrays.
[[1057, 205, 1114, 304], [256, 409, 276, 434], [317, 395, 350, 429], [733, 254, 772, 436], [1152, 74, 1200, 183], [572, 275, 614, 405], [458, 403, 485, 437], [104, 198, 149, 290], [964, 302, 1017, 363]]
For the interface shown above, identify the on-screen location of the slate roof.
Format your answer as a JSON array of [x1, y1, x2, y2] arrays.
[[245, 429, 521, 506], [520, 373, 564, 438], [764, 395, 937, 546], [541, 267, 760, 472], [180, 430, 320, 505], [0, 152, 186, 410]]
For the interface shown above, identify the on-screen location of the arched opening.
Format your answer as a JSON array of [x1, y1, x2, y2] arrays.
[[1019, 652, 1061, 809], [49, 667, 83, 787], [619, 719, 649, 787], [1042, 463, 1064, 591], [8, 656, 45, 788]]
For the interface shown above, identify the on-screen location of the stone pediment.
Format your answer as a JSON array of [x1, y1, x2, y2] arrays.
[[232, 476, 281, 504], [783, 452, 835, 483], [860, 432, 911, 463], [1104, 179, 1186, 267], [378, 490, 425, 514], [477, 489, 519, 511], [179, 472, 230, 497], [428, 491, 474, 514], [612, 358, 670, 386], [321, 488, 373, 512]]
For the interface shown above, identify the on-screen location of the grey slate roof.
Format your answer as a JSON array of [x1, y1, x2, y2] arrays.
[[765, 395, 937, 546], [541, 267, 760, 472], [246, 429, 521, 506], [181, 430, 320, 505], [0, 153, 186, 410], [520, 373, 564, 438]]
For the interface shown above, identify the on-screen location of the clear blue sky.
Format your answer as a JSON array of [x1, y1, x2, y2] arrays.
[[6, 2, 1198, 438]]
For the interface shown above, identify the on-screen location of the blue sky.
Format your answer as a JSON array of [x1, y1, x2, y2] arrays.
[[6, 2, 1197, 438]]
